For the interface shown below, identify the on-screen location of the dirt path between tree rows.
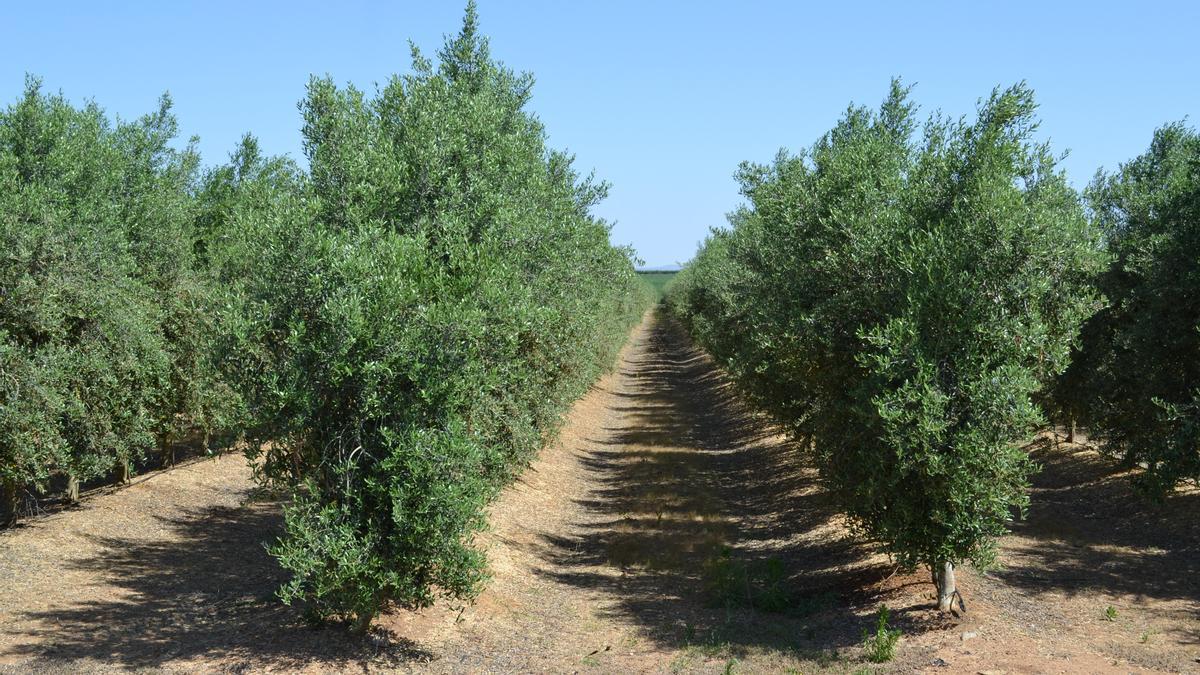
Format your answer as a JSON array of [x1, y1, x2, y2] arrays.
[[1, 309, 1197, 673]]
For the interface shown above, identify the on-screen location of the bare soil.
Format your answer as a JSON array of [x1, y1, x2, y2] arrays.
[[0, 309, 1197, 673]]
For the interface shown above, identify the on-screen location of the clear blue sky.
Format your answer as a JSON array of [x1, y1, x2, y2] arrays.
[[3, 2, 1197, 267]]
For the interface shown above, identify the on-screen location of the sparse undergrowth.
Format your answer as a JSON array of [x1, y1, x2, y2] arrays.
[[861, 606, 901, 663], [703, 548, 791, 613]]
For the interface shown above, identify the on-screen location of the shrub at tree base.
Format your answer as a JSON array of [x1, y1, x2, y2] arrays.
[[668, 80, 1105, 609]]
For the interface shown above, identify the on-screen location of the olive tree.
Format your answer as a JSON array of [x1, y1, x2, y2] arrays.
[[0, 78, 222, 521], [670, 82, 1105, 609], [241, 3, 648, 630], [1063, 123, 1200, 495]]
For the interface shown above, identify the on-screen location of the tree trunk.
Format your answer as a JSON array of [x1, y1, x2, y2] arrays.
[[1, 478, 19, 527], [935, 561, 956, 612], [67, 475, 80, 504], [1067, 416, 1076, 443], [350, 609, 374, 634], [121, 459, 131, 484]]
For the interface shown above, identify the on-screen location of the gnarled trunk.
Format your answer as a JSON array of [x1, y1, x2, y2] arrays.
[[934, 561, 956, 612], [1067, 417, 1076, 443], [67, 475, 80, 504]]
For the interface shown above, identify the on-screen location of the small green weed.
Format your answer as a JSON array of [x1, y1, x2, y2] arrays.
[[1104, 605, 1118, 621], [703, 547, 794, 612], [861, 606, 901, 663], [704, 547, 748, 608], [755, 558, 790, 612]]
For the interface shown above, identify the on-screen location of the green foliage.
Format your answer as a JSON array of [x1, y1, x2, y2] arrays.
[[240, 3, 649, 628], [669, 81, 1105, 586], [0, 77, 233, 493], [191, 133, 307, 439], [1057, 123, 1200, 495], [702, 546, 747, 608], [637, 271, 678, 299], [861, 606, 901, 663], [0, 6, 648, 630]]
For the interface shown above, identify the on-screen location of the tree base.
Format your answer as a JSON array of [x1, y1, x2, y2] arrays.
[[934, 561, 960, 612], [1, 479, 19, 527]]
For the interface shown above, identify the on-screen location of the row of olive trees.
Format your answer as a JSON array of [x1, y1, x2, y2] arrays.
[[1, 3, 651, 631], [667, 80, 1200, 610], [0, 80, 249, 523], [1051, 123, 1200, 497]]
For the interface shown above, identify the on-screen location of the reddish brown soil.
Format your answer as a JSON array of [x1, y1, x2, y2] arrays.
[[0, 309, 1196, 673]]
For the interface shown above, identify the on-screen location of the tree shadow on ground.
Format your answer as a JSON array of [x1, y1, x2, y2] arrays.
[[989, 434, 1200, 635], [1, 498, 435, 671], [525, 313, 941, 660]]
